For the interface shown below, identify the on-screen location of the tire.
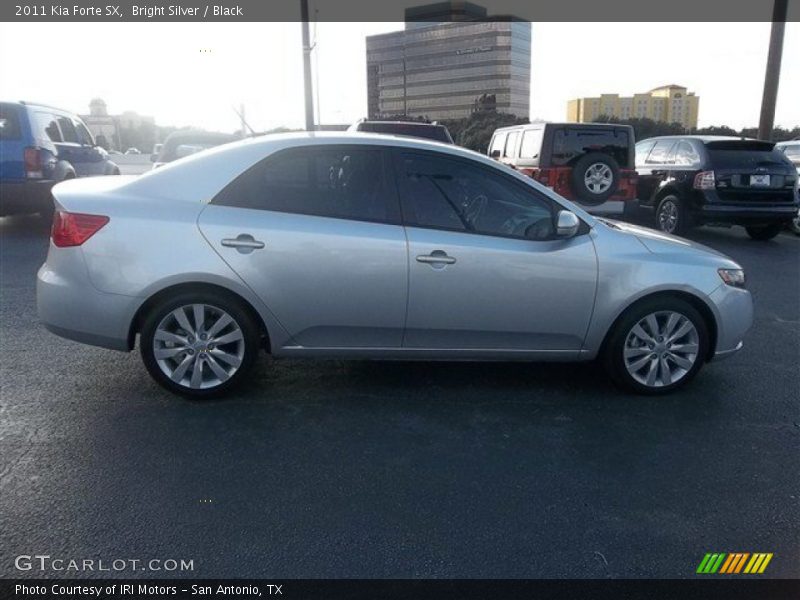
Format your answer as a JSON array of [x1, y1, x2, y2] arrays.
[[603, 297, 709, 395], [790, 214, 800, 237], [655, 193, 691, 236], [140, 289, 260, 398], [745, 223, 782, 241], [570, 153, 620, 204]]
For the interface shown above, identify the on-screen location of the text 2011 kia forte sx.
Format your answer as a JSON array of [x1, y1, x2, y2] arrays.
[[37, 133, 753, 397]]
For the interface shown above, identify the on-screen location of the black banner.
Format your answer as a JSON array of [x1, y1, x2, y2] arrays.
[[2, 579, 800, 600], [1, 0, 799, 22]]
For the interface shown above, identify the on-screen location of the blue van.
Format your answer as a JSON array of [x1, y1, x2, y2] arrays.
[[0, 101, 120, 216]]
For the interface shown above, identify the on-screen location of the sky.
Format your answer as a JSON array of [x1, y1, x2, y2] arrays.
[[0, 21, 798, 133]]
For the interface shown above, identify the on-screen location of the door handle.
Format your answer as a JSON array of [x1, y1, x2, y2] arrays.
[[221, 234, 265, 253], [416, 251, 456, 265]]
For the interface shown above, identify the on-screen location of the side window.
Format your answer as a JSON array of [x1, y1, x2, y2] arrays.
[[489, 132, 507, 156], [57, 116, 79, 143], [504, 131, 519, 158], [646, 140, 676, 165], [213, 146, 396, 224], [74, 120, 95, 146], [519, 129, 543, 159], [397, 152, 556, 241], [635, 140, 656, 165], [34, 112, 62, 143], [674, 140, 700, 166]]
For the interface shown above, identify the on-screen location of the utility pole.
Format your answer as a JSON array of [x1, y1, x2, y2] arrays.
[[757, 0, 787, 140], [300, 0, 315, 131]]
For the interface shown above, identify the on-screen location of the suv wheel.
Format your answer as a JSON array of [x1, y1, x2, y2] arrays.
[[140, 290, 260, 397], [604, 297, 709, 395], [745, 223, 782, 241], [570, 153, 620, 203], [790, 214, 800, 236], [655, 194, 690, 235]]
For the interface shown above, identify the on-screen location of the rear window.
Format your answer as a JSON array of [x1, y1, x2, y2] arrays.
[[0, 104, 22, 140], [357, 122, 452, 143], [705, 141, 788, 168], [551, 127, 632, 167]]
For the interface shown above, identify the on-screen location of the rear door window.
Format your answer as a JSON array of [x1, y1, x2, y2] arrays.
[[213, 145, 398, 224], [645, 140, 677, 165], [33, 112, 63, 143], [504, 131, 519, 158], [57, 116, 79, 144], [0, 105, 22, 140], [635, 140, 656, 166]]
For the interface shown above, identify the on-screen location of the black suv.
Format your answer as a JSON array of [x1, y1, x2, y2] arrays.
[[636, 136, 799, 240], [488, 123, 638, 216], [348, 120, 453, 144]]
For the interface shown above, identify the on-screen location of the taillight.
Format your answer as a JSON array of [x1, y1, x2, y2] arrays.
[[693, 170, 715, 190], [24, 147, 43, 179], [51, 210, 109, 247]]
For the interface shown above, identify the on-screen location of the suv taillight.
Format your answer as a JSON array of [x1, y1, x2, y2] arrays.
[[24, 147, 43, 179], [693, 170, 716, 190], [51, 210, 109, 247]]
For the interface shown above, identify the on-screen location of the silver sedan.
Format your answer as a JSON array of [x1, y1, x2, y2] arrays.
[[37, 133, 753, 397]]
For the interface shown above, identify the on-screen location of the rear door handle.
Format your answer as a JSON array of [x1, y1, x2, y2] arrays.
[[221, 234, 265, 253], [416, 251, 456, 265]]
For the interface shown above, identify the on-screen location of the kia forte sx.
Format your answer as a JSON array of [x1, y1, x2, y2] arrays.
[[37, 133, 753, 396]]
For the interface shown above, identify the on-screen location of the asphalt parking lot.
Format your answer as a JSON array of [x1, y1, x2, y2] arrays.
[[0, 214, 798, 579]]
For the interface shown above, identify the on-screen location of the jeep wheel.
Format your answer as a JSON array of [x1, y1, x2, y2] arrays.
[[570, 153, 620, 204]]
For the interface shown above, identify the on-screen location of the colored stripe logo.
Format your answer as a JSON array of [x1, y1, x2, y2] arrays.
[[697, 552, 773, 574]]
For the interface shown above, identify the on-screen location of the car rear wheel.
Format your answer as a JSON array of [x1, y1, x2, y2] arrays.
[[655, 194, 690, 235], [745, 223, 782, 241], [604, 297, 709, 395], [140, 290, 260, 397], [570, 153, 620, 203]]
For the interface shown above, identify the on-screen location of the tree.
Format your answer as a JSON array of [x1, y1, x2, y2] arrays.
[[592, 115, 685, 140], [442, 111, 528, 153]]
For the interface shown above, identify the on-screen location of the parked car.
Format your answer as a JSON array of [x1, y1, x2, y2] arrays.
[[776, 140, 800, 235], [348, 119, 453, 144], [635, 136, 799, 240], [125, 147, 141, 155], [151, 130, 239, 168], [0, 100, 119, 216], [37, 132, 752, 397], [488, 122, 638, 216]]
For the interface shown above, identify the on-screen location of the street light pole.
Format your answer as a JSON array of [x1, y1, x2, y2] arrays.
[[757, 0, 787, 140], [300, 0, 315, 131]]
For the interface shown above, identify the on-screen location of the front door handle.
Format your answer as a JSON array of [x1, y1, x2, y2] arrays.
[[416, 250, 456, 265], [221, 234, 265, 254]]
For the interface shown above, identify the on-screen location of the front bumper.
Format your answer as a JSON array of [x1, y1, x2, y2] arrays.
[[708, 283, 753, 360]]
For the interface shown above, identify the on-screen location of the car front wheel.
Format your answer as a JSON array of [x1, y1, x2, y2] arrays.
[[140, 290, 260, 397], [604, 298, 709, 395], [745, 223, 782, 241]]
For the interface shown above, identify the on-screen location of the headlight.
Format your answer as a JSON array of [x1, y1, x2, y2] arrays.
[[718, 268, 746, 288]]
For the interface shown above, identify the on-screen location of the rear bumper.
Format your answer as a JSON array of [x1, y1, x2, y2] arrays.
[[37, 247, 140, 352], [696, 202, 798, 224], [0, 180, 55, 215]]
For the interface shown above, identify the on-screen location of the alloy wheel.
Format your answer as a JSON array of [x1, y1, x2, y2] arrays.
[[152, 303, 245, 390], [657, 199, 679, 233], [623, 311, 700, 388], [584, 163, 613, 194]]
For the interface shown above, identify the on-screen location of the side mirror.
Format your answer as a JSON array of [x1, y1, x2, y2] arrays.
[[490, 149, 501, 159], [556, 210, 580, 238], [150, 153, 158, 162]]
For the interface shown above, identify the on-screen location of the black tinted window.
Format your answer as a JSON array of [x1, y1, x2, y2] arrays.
[[552, 127, 631, 167], [397, 153, 556, 241], [33, 112, 62, 143], [0, 105, 21, 140], [57, 116, 79, 143], [705, 141, 789, 168], [214, 146, 396, 224]]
